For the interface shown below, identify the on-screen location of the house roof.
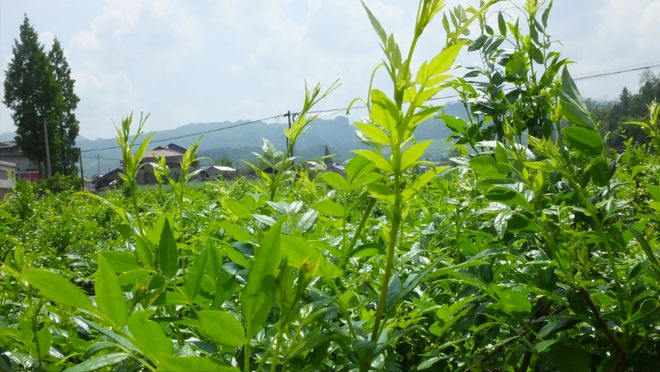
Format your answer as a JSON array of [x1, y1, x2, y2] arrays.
[[144, 148, 184, 159], [209, 165, 237, 172]]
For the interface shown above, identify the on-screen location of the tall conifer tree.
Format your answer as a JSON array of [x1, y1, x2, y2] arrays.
[[3, 16, 80, 176]]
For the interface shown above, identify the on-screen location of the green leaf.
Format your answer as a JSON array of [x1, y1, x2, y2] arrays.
[[589, 156, 610, 186], [348, 243, 386, 259], [225, 199, 253, 220], [101, 251, 141, 273], [346, 152, 376, 183], [220, 221, 254, 242], [242, 218, 283, 338], [646, 184, 660, 202], [127, 311, 173, 359], [370, 89, 400, 132], [497, 11, 507, 36], [198, 310, 246, 346], [184, 247, 208, 301], [80, 318, 138, 352], [297, 209, 318, 232], [281, 236, 341, 278], [441, 115, 467, 134], [469, 155, 507, 178], [361, 1, 387, 45], [547, 342, 591, 372], [484, 187, 530, 210], [355, 122, 390, 145], [64, 353, 130, 372], [312, 199, 344, 217], [321, 172, 349, 191], [95, 255, 128, 328], [157, 217, 178, 278], [559, 68, 594, 128], [624, 298, 658, 325], [36, 326, 51, 359], [354, 149, 392, 172], [22, 269, 93, 312], [134, 235, 154, 269], [494, 286, 531, 314], [401, 140, 432, 170], [159, 355, 238, 372], [427, 42, 464, 77], [628, 226, 659, 269], [562, 127, 603, 155]]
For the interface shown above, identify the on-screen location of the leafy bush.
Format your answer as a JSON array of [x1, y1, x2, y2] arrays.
[[0, 1, 658, 371]]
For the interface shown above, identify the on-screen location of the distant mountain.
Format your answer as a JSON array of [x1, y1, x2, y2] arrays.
[[1, 101, 466, 178]]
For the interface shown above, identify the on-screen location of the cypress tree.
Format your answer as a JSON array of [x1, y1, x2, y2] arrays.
[[48, 38, 80, 175], [3, 15, 79, 176]]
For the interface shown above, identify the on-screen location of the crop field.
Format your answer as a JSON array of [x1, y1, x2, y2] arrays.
[[1, 0, 659, 371]]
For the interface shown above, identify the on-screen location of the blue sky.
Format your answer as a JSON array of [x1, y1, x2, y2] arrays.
[[1, 0, 659, 139]]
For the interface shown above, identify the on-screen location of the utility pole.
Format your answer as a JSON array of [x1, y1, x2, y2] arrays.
[[78, 148, 84, 188], [285, 110, 292, 157], [43, 118, 52, 178], [284, 111, 299, 158], [97, 153, 100, 176]]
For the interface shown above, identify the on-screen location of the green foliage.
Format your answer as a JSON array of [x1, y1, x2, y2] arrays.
[[0, 1, 658, 371], [596, 71, 660, 148], [3, 16, 80, 176]]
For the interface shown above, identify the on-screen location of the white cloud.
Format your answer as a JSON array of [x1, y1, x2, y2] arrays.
[[71, 0, 143, 51]]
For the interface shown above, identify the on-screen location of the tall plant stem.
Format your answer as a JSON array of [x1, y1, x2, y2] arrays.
[[370, 204, 401, 342], [370, 152, 402, 342], [341, 197, 376, 268]]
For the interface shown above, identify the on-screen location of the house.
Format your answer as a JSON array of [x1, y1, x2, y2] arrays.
[[0, 160, 16, 197], [93, 168, 122, 192], [197, 165, 238, 180], [0, 141, 40, 181], [134, 143, 196, 184]]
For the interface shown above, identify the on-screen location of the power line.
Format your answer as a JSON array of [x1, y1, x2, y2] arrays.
[[79, 62, 660, 154], [81, 114, 283, 153], [573, 63, 660, 81], [307, 63, 660, 116]]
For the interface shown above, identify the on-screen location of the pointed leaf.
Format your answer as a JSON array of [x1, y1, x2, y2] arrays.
[[157, 218, 178, 278], [562, 127, 603, 155], [401, 140, 432, 170], [198, 310, 246, 346], [64, 353, 130, 372], [321, 172, 349, 191], [242, 218, 283, 338], [127, 311, 173, 359], [355, 122, 390, 145], [354, 149, 392, 172], [95, 255, 128, 328], [184, 247, 208, 301], [159, 355, 238, 372], [22, 269, 94, 312]]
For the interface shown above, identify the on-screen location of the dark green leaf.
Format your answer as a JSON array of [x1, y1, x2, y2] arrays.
[[23, 269, 94, 312], [184, 247, 208, 301], [101, 251, 141, 273], [198, 310, 246, 346], [159, 355, 238, 372], [242, 218, 283, 338], [127, 311, 173, 359], [64, 353, 130, 372], [470, 155, 508, 178], [562, 127, 603, 155], [157, 217, 178, 278], [95, 255, 128, 327]]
